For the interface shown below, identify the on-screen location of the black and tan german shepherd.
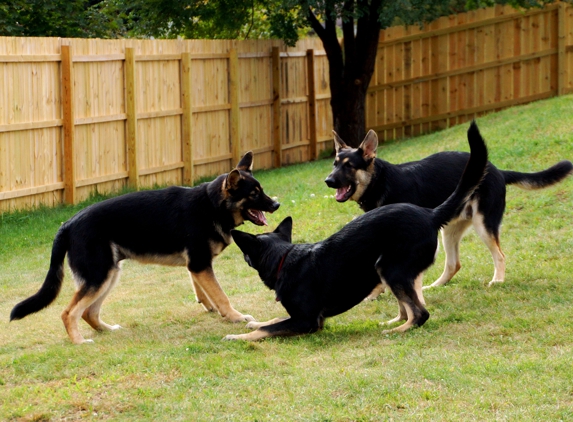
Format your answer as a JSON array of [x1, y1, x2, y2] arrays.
[[224, 122, 488, 341], [10, 152, 279, 344], [325, 126, 572, 291]]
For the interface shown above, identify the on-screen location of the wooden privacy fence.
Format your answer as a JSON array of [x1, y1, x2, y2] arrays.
[[367, 2, 573, 140], [2, 2, 573, 212], [0, 38, 332, 211]]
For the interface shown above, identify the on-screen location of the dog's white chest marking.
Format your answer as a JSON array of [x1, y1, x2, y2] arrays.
[[211, 223, 232, 257], [351, 169, 373, 201]]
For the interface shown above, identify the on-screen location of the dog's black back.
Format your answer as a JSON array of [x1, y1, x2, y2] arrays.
[[66, 181, 239, 275]]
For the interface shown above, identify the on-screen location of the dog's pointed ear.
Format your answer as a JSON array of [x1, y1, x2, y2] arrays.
[[225, 169, 243, 191], [332, 131, 349, 154], [231, 230, 258, 253], [273, 216, 293, 243], [358, 130, 378, 159], [236, 151, 254, 173]]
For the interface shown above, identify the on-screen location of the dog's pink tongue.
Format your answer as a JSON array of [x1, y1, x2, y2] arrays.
[[253, 210, 268, 226], [336, 186, 349, 201]]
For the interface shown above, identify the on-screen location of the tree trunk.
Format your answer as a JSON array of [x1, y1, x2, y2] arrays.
[[331, 79, 368, 147], [307, 0, 381, 148]]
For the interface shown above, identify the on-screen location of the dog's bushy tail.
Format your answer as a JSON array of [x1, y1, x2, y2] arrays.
[[432, 121, 488, 229], [10, 225, 69, 321], [502, 160, 573, 189]]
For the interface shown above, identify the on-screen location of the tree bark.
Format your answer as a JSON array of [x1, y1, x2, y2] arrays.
[[307, 0, 381, 148]]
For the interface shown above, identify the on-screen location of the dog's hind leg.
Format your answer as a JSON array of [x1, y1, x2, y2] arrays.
[[472, 213, 505, 286], [382, 301, 407, 326], [427, 219, 472, 289], [190, 267, 255, 323], [62, 273, 118, 344], [382, 296, 429, 334], [381, 273, 429, 334], [414, 273, 426, 306], [374, 258, 406, 324], [81, 266, 122, 332]]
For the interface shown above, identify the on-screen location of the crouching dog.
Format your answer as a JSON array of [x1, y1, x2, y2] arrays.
[[225, 122, 488, 341]]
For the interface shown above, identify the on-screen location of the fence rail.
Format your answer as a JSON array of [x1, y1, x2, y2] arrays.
[[1, 3, 573, 212]]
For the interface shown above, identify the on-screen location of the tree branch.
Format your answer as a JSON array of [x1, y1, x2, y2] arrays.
[[307, 6, 343, 80], [306, 6, 326, 40]]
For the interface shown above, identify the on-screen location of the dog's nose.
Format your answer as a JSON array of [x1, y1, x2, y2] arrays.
[[324, 176, 337, 188], [271, 201, 280, 212]]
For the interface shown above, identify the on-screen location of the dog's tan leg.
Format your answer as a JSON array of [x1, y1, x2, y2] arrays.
[[427, 220, 471, 289], [414, 273, 426, 306], [62, 284, 109, 344], [364, 283, 385, 301], [190, 267, 255, 323], [223, 328, 276, 341], [382, 301, 407, 325], [472, 214, 506, 286], [189, 274, 217, 312], [246, 317, 288, 330], [381, 301, 416, 334], [82, 267, 122, 332]]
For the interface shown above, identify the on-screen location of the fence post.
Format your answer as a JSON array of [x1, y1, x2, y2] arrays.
[[307, 49, 318, 161], [181, 52, 194, 185], [229, 48, 241, 167], [61, 44, 76, 205], [558, 2, 567, 96], [272, 46, 282, 168], [125, 47, 139, 190]]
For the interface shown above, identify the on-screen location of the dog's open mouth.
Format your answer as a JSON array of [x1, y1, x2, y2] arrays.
[[245, 209, 268, 226], [335, 184, 355, 202]]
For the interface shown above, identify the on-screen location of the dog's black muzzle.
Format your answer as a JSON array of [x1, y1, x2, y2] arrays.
[[324, 175, 339, 189]]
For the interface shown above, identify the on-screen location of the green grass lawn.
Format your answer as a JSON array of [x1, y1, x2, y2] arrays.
[[1, 96, 573, 421]]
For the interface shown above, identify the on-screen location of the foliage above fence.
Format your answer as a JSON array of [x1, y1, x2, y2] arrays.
[[1, 2, 572, 212]]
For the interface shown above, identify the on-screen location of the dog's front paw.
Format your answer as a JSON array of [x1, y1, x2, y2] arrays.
[[245, 321, 261, 330], [226, 312, 256, 323], [223, 334, 245, 341], [241, 314, 256, 323]]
